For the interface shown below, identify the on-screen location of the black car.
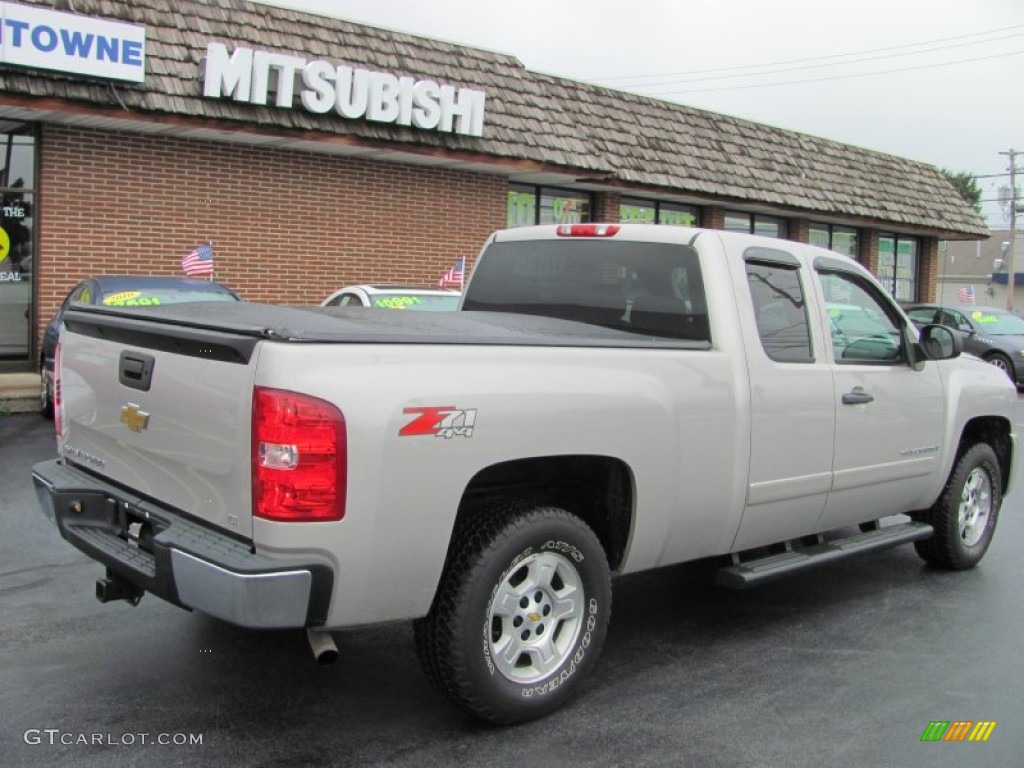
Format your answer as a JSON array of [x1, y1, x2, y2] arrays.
[[40, 276, 241, 417], [905, 303, 1024, 386]]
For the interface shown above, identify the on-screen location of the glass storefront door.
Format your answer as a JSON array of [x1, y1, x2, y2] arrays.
[[0, 122, 36, 370]]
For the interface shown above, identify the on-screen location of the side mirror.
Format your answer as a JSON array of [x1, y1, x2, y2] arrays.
[[915, 323, 963, 366], [958, 324, 975, 335]]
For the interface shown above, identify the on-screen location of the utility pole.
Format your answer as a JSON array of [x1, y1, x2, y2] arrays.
[[1000, 149, 1019, 312]]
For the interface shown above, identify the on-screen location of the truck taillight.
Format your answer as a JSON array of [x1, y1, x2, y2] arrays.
[[556, 224, 620, 237], [252, 387, 347, 522], [54, 342, 65, 440]]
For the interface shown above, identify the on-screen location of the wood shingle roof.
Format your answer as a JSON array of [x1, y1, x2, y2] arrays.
[[0, 0, 988, 237]]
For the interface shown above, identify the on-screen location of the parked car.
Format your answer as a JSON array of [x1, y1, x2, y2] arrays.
[[39, 276, 240, 418], [321, 284, 461, 310], [904, 303, 1024, 386]]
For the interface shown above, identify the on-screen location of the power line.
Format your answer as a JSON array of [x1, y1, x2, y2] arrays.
[[590, 23, 1024, 83], [607, 31, 1024, 89], [637, 49, 1024, 96]]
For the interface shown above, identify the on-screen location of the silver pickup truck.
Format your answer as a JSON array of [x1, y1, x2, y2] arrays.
[[33, 224, 1016, 724]]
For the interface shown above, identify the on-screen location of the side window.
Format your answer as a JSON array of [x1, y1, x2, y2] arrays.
[[745, 260, 813, 363], [60, 284, 87, 317], [339, 294, 361, 307], [820, 271, 904, 363], [947, 310, 971, 331], [906, 307, 938, 326]]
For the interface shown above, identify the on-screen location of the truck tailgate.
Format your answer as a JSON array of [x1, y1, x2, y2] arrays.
[[59, 311, 259, 539]]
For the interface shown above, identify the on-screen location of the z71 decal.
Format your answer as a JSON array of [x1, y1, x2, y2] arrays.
[[400, 406, 477, 439]]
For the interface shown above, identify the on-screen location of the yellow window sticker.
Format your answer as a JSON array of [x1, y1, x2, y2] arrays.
[[971, 311, 997, 324], [103, 291, 162, 307], [375, 296, 422, 309], [103, 291, 141, 305]]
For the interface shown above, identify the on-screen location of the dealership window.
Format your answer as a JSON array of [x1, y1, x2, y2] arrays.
[[619, 198, 699, 226], [724, 211, 787, 239], [809, 223, 859, 260], [877, 234, 919, 302], [507, 184, 592, 227], [0, 120, 36, 370]]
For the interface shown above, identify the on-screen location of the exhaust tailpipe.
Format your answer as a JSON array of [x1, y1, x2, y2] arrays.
[[306, 628, 338, 665]]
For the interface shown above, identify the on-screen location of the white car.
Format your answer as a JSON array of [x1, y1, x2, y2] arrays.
[[321, 284, 460, 310]]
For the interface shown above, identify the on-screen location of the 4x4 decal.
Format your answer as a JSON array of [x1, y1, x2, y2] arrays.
[[400, 406, 477, 439]]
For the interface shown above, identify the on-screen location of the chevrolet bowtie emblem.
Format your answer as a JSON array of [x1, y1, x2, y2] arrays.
[[120, 403, 150, 432]]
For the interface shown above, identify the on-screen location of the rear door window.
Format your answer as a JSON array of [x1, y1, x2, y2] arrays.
[[744, 258, 813, 363]]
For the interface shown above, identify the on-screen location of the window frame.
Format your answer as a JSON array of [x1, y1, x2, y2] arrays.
[[507, 183, 593, 228], [809, 222, 859, 261], [724, 211, 788, 239], [619, 197, 700, 227], [876, 233, 920, 303], [0, 119, 38, 372]]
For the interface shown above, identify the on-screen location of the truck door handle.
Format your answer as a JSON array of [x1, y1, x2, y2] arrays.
[[842, 387, 874, 405]]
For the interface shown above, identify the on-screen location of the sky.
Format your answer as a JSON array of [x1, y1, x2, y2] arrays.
[[252, 0, 1024, 229]]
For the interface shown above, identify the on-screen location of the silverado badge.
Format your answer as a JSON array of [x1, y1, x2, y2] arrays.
[[120, 403, 150, 432]]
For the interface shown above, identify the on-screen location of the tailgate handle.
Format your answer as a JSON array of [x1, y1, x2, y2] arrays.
[[119, 351, 155, 392]]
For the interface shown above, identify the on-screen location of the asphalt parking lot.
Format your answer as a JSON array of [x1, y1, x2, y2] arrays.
[[2, 410, 1022, 768]]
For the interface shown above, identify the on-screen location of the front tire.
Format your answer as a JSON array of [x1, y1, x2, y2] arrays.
[[415, 503, 611, 724], [914, 443, 1001, 570]]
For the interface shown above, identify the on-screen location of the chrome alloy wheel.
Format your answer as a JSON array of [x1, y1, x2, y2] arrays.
[[959, 467, 992, 547], [487, 551, 584, 684]]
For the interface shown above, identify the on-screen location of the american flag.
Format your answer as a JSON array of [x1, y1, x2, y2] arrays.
[[438, 258, 465, 288], [182, 243, 215, 277], [957, 284, 975, 304]]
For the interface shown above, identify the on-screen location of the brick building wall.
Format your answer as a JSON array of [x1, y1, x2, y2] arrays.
[[593, 192, 621, 222], [860, 230, 879, 275], [919, 239, 939, 303], [37, 125, 507, 342], [788, 219, 809, 244]]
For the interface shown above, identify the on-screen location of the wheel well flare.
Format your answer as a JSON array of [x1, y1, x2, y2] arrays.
[[456, 455, 633, 571]]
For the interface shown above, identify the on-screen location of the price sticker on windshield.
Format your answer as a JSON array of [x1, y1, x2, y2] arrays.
[[103, 291, 162, 307], [375, 296, 422, 309]]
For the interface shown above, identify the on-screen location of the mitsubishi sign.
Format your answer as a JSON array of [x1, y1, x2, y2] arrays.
[[203, 42, 486, 138]]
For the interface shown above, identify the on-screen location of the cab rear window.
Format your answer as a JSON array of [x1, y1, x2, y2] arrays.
[[464, 240, 709, 341]]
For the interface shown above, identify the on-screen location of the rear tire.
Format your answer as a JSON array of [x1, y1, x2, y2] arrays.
[[914, 443, 1001, 570], [415, 503, 611, 724]]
